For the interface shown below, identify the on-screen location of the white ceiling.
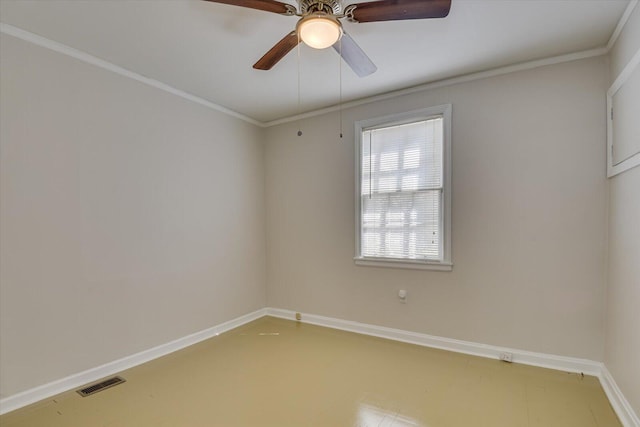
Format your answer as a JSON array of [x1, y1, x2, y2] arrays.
[[0, 0, 630, 123]]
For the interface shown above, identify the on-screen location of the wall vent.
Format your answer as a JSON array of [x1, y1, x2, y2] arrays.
[[76, 376, 126, 397]]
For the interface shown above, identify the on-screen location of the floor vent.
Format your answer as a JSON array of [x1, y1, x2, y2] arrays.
[[76, 376, 126, 397]]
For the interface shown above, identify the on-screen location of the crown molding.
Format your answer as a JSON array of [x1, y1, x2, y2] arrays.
[[264, 47, 608, 127], [0, 23, 262, 127], [606, 0, 638, 51], [2, 0, 634, 129]]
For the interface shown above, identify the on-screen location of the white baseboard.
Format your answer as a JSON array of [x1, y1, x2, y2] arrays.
[[0, 308, 267, 415], [600, 366, 640, 427], [3, 307, 637, 426], [265, 308, 602, 375], [266, 308, 640, 426]]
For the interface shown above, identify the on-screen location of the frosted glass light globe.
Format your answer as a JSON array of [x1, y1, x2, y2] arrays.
[[298, 15, 342, 49]]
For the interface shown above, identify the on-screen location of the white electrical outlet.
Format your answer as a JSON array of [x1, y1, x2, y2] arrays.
[[499, 352, 513, 363]]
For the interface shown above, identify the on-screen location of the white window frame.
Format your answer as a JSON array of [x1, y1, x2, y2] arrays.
[[354, 105, 452, 271]]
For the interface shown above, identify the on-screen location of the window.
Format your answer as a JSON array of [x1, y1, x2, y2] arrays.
[[354, 105, 452, 271]]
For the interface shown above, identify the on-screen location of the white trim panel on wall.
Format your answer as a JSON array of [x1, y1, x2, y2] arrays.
[[607, 45, 640, 177]]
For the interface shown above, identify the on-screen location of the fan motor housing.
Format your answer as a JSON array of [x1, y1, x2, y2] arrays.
[[298, 0, 342, 15]]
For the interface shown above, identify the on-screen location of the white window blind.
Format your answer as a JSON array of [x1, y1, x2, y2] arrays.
[[360, 117, 444, 261]]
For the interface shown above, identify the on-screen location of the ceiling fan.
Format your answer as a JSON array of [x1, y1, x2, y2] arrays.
[[203, 0, 451, 77]]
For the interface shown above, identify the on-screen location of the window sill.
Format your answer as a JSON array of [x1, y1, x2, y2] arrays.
[[354, 257, 453, 271]]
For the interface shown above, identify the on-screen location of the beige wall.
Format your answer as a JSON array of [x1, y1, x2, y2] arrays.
[[265, 56, 609, 361], [605, 3, 640, 417], [2, 20, 631, 410], [0, 35, 267, 397]]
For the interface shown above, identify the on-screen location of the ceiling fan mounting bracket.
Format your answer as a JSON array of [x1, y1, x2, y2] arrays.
[[343, 4, 358, 22], [282, 4, 298, 15], [297, 0, 342, 16]]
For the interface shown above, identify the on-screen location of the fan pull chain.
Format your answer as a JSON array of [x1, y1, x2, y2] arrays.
[[296, 32, 302, 137], [338, 37, 343, 139]]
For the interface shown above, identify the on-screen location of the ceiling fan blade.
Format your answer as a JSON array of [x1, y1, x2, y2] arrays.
[[253, 31, 300, 70], [347, 0, 451, 23], [333, 32, 377, 77], [202, 0, 294, 15]]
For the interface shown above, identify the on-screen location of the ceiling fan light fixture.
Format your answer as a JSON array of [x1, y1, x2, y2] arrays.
[[297, 13, 342, 49]]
